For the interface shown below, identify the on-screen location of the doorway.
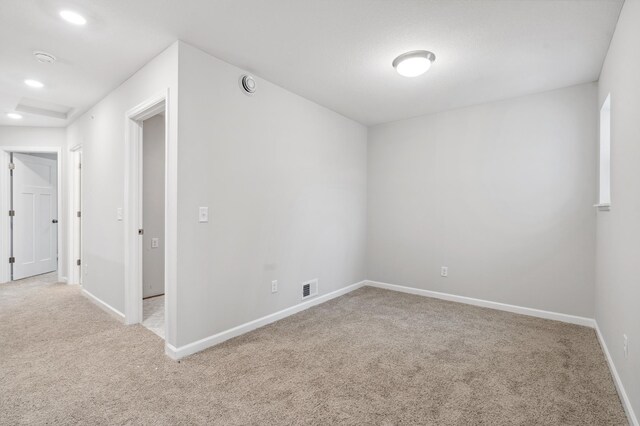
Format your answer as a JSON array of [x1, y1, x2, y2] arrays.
[[1, 149, 61, 283], [140, 113, 166, 338], [123, 91, 174, 347]]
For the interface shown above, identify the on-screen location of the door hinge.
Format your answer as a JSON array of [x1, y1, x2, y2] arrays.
[[138, 229, 144, 235], [9, 257, 15, 264], [77, 211, 81, 218], [8, 162, 15, 170], [77, 259, 81, 266], [8, 210, 15, 217]]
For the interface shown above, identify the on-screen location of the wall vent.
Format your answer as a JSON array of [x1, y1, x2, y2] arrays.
[[240, 74, 256, 95], [302, 279, 318, 300]]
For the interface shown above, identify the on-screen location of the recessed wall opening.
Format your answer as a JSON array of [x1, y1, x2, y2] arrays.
[[598, 93, 611, 208]]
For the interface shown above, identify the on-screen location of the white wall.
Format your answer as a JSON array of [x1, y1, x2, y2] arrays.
[[596, 0, 640, 420], [175, 43, 367, 346], [0, 126, 66, 149], [66, 42, 178, 344], [0, 126, 68, 282], [142, 114, 165, 298], [368, 83, 597, 318]]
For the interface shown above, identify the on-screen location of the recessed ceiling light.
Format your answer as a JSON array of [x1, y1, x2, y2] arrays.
[[392, 50, 436, 77], [59, 10, 87, 25], [7, 113, 23, 120], [24, 79, 44, 88]]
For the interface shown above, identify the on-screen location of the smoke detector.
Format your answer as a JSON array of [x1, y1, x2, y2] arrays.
[[240, 74, 256, 94], [33, 51, 57, 64]]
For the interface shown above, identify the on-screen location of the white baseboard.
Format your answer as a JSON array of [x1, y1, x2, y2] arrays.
[[595, 323, 638, 426], [81, 288, 125, 322], [165, 280, 367, 360], [365, 280, 596, 328]]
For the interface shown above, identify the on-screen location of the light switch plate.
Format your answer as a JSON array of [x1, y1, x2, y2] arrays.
[[117, 207, 123, 221], [199, 207, 209, 223]]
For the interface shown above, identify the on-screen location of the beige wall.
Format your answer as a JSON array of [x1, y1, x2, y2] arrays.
[[367, 83, 597, 318]]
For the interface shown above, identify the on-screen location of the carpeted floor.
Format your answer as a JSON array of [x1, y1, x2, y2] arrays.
[[0, 277, 628, 425]]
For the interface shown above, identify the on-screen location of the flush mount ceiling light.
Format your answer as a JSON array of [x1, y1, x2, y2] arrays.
[[33, 51, 57, 64], [59, 10, 87, 25], [24, 79, 44, 88], [392, 50, 436, 77], [7, 113, 23, 120]]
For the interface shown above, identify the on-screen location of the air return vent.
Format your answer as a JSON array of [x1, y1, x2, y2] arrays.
[[301, 279, 318, 300]]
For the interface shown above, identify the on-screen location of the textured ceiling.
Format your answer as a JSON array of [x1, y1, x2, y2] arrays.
[[0, 0, 624, 127]]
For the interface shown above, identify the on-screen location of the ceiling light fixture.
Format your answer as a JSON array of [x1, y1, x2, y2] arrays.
[[7, 113, 23, 120], [392, 50, 436, 77], [59, 10, 87, 25], [24, 79, 44, 88]]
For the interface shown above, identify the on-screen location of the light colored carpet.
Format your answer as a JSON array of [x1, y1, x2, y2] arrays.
[[0, 278, 628, 425]]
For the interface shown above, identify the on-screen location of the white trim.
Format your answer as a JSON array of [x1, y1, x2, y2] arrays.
[[365, 280, 596, 328], [0, 146, 64, 284], [124, 90, 176, 349], [0, 151, 10, 283], [81, 288, 125, 321], [595, 323, 638, 426], [68, 147, 82, 285], [165, 280, 367, 360]]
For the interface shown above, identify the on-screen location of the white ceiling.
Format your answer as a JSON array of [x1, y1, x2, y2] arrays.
[[0, 0, 624, 127]]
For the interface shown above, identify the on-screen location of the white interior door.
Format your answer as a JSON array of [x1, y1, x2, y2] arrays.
[[12, 153, 58, 280]]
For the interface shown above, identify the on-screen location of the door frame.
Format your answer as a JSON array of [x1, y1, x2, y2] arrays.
[[68, 144, 82, 285], [0, 146, 63, 284], [124, 89, 176, 348]]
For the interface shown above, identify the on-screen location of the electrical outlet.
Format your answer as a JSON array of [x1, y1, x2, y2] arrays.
[[271, 280, 278, 293], [624, 334, 628, 359], [441, 266, 448, 277], [151, 238, 159, 248]]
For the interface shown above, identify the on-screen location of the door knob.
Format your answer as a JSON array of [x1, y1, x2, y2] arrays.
[[52, 219, 58, 224]]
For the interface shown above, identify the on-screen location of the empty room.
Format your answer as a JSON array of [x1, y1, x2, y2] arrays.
[[0, 1, 638, 424]]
